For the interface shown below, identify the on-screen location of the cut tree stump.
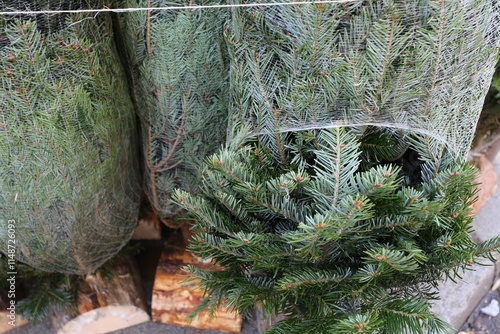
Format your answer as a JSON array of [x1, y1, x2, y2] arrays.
[[131, 208, 162, 240], [131, 194, 162, 240], [0, 312, 27, 333], [51, 257, 149, 334], [151, 223, 242, 333]]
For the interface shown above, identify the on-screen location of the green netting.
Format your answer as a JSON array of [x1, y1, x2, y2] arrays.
[[0, 0, 141, 274]]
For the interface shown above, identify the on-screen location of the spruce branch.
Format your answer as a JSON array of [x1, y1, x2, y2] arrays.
[[118, 0, 229, 220]]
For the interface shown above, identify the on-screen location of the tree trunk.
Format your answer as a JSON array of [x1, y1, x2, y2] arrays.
[[256, 302, 285, 334], [51, 258, 149, 334]]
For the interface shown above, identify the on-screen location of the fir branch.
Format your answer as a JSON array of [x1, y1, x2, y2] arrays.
[[174, 190, 239, 237], [278, 268, 350, 290], [374, 299, 454, 334]]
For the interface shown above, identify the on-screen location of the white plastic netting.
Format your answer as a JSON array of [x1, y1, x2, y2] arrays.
[[0, 0, 499, 274], [118, 0, 229, 221], [0, 0, 141, 274], [225, 0, 500, 162]]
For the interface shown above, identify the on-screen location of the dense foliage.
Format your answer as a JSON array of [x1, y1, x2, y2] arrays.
[[175, 128, 500, 333], [1, 0, 500, 331], [0, 1, 141, 274], [119, 0, 229, 221]]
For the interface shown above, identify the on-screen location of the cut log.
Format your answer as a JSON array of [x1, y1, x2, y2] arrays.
[[151, 224, 242, 333], [0, 312, 28, 333], [131, 209, 162, 240], [51, 257, 149, 334]]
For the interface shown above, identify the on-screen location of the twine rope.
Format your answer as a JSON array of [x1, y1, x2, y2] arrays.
[[0, 0, 360, 15]]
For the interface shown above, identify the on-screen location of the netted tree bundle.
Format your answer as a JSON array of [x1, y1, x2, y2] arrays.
[[118, 0, 229, 221], [1, 0, 499, 274], [226, 0, 500, 174], [0, 1, 141, 274]]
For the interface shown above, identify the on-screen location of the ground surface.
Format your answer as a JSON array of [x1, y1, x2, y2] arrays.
[[459, 289, 500, 334]]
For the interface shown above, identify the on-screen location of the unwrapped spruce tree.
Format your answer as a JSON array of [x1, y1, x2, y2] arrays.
[[118, 0, 229, 222], [174, 0, 500, 333], [175, 128, 500, 333], [0, 1, 141, 274]]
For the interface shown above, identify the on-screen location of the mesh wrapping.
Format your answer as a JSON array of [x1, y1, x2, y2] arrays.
[[118, 0, 229, 220], [226, 0, 500, 163], [0, 0, 141, 274], [0, 0, 499, 273]]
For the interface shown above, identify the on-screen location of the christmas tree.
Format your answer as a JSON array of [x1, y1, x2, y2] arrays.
[[175, 128, 500, 333], [174, 0, 500, 332], [0, 0, 141, 274], [118, 0, 229, 222], [225, 0, 498, 168]]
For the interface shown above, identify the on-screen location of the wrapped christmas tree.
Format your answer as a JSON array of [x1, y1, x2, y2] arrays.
[[0, 0, 141, 274], [118, 0, 229, 223], [226, 0, 499, 169], [174, 0, 500, 332]]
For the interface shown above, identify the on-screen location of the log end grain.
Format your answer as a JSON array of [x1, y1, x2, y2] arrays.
[[56, 305, 149, 334], [152, 246, 242, 333]]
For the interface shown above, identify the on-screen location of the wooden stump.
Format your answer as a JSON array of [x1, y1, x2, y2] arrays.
[[151, 224, 242, 333], [131, 209, 162, 240], [0, 313, 27, 333], [51, 258, 149, 334]]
